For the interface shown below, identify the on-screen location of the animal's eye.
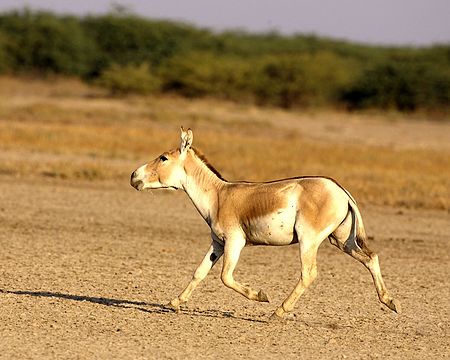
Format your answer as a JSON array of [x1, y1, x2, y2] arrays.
[[160, 155, 168, 162]]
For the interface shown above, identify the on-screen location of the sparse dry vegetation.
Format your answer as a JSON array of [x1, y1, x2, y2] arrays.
[[1, 76, 449, 210], [0, 10, 449, 113], [0, 11, 449, 359]]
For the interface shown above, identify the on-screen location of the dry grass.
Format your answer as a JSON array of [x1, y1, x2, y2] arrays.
[[0, 76, 449, 210]]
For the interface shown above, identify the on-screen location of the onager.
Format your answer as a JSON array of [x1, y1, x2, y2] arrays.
[[130, 128, 400, 320]]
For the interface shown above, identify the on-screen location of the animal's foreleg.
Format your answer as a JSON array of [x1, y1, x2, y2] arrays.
[[168, 240, 223, 312], [221, 238, 269, 303]]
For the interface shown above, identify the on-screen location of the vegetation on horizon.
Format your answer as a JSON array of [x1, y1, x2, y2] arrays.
[[0, 9, 449, 113], [0, 77, 449, 211]]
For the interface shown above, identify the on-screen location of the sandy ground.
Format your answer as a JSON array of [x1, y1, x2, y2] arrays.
[[0, 175, 448, 359]]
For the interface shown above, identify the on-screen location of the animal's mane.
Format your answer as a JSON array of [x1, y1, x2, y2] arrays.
[[191, 147, 226, 181]]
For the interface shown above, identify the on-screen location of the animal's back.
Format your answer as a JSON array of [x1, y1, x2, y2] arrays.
[[217, 177, 349, 246]]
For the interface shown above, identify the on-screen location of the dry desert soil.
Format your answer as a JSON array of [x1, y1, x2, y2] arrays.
[[0, 176, 449, 359], [0, 78, 449, 359]]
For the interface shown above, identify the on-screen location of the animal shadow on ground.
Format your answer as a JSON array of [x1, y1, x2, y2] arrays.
[[0, 289, 266, 323]]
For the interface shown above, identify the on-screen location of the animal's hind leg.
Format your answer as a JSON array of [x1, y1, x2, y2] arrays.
[[330, 221, 401, 313], [271, 238, 320, 320], [348, 245, 400, 313]]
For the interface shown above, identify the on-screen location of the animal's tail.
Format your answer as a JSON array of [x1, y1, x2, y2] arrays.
[[345, 194, 401, 315], [348, 199, 374, 257]]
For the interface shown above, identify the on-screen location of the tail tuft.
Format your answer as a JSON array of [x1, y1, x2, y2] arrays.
[[349, 201, 374, 257], [356, 233, 374, 257]]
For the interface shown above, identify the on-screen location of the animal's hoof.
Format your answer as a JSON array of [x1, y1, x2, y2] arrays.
[[166, 299, 181, 313], [268, 306, 286, 322], [258, 290, 270, 303], [389, 299, 401, 314], [268, 311, 284, 323]]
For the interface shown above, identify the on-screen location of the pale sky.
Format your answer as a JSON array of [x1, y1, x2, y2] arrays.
[[1, 0, 449, 45]]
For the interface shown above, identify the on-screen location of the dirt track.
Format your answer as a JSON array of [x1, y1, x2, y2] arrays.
[[0, 175, 448, 359]]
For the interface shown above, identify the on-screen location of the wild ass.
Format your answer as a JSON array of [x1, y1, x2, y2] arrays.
[[130, 128, 400, 320]]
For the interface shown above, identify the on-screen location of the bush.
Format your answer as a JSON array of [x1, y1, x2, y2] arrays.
[[81, 15, 209, 74], [96, 62, 161, 95], [249, 52, 360, 108], [160, 52, 251, 100], [0, 31, 14, 73], [0, 10, 97, 75], [0, 9, 448, 113], [342, 60, 450, 111]]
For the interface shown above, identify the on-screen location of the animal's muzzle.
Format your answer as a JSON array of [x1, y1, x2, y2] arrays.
[[130, 171, 144, 191]]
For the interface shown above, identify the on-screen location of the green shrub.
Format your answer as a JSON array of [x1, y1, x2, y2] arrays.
[[342, 60, 450, 111], [0, 10, 97, 75], [81, 15, 210, 73], [249, 52, 360, 108], [0, 9, 448, 113], [96, 62, 161, 95], [160, 52, 251, 100], [0, 31, 13, 73]]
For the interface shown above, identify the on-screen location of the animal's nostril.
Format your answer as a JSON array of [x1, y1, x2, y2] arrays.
[[130, 171, 138, 183]]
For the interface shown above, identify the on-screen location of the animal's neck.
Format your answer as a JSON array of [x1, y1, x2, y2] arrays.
[[181, 151, 225, 224]]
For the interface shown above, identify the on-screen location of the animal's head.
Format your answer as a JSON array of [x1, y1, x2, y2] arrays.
[[130, 127, 193, 191]]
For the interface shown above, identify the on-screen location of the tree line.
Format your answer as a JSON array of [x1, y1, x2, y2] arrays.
[[0, 9, 449, 112]]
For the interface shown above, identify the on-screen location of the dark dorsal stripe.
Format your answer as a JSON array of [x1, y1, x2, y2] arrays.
[[191, 147, 226, 181], [190, 149, 354, 203]]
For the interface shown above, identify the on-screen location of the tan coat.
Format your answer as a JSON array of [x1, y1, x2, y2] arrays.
[[131, 128, 400, 320]]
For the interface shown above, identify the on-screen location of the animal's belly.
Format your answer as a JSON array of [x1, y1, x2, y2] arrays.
[[242, 211, 297, 246]]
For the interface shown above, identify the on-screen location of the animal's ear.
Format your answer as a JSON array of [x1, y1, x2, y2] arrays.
[[180, 126, 193, 153]]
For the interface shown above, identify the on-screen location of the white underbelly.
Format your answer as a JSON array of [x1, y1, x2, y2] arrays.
[[242, 208, 297, 246]]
